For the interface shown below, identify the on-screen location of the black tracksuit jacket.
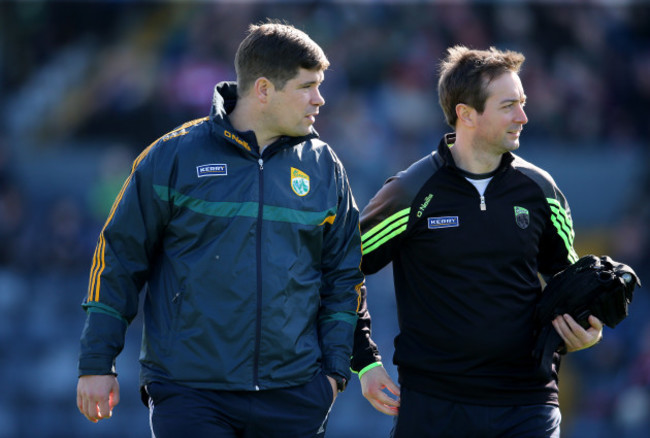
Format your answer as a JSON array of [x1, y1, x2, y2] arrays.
[[352, 133, 578, 406]]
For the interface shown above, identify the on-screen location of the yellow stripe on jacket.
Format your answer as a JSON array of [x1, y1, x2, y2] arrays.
[[87, 117, 208, 302]]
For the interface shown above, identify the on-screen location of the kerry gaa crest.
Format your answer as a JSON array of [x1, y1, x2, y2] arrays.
[[291, 167, 310, 196], [514, 206, 530, 229]]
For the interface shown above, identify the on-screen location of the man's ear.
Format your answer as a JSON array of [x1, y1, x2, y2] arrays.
[[456, 103, 476, 128], [254, 77, 273, 104]]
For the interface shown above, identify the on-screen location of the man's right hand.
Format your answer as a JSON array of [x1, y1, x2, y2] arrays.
[[360, 365, 400, 416], [77, 375, 120, 422]]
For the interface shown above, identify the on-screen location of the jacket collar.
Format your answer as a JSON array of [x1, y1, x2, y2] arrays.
[[209, 81, 319, 154], [437, 132, 515, 176]]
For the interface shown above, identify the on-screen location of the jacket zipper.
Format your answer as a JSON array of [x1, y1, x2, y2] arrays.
[[460, 173, 489, 212], [253, 157, 264, 391]]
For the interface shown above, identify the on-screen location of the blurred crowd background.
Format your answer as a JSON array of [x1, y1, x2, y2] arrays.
[[1, 1, 649, 437]]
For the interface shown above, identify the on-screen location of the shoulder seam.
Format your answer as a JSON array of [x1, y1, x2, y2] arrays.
[[161, 116, 209, 142]]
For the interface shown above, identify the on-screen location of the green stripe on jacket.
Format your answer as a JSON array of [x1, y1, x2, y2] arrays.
[[546, 198, 578, 263], [361, 207, 410, 255], [153, 185, 337, 226]]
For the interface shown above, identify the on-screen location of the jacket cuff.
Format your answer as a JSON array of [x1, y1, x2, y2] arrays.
[[322, 355, 352, 382], [350, 345, 382, 373], [78, 354, 118, 377], [78, 309, 127, 377]]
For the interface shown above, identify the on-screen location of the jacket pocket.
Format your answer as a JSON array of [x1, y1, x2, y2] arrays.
[[318, 371, 336, 406], [163, 287, 186, 355]]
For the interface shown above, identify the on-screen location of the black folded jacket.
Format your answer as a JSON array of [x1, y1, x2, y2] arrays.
[[532, 254, 641, 377]]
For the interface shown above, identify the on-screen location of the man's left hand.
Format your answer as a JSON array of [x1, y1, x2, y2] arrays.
[[552, 314, 603, 353]]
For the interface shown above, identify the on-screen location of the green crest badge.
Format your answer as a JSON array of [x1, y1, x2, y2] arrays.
[[514, 206, 530, 229], [291, 167, 310, 197]]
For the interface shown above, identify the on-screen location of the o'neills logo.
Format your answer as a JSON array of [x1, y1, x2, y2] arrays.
[[428, 216, 459, 229], [416, 193, 434, 218], [224, 130, 251, 151]]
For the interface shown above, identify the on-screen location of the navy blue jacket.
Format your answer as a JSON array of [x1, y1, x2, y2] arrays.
[[79, 82, 364, 390]]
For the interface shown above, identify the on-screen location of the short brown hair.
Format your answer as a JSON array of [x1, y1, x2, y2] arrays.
[[438, 46, 525, 128], [235, 20, 330, 95]]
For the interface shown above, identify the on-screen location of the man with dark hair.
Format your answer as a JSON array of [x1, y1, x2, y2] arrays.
[[352, 46, 603, 437], [77, 21, 363, 438]]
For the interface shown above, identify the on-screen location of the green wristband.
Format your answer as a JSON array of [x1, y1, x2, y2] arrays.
[[357, 362, 383, 380]]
